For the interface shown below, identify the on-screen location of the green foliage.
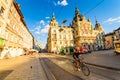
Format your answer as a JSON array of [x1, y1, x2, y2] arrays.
[[69, 46, 74, 55], [69, 46, 74, 52], [59, 47, 66, 55]]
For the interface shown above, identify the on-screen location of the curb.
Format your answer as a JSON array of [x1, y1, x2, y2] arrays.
[[58, 55, 120, 71], [84, 62, 120, 71]]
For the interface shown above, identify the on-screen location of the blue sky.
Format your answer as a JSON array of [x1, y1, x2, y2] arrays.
[[16, 0, 120, 48]]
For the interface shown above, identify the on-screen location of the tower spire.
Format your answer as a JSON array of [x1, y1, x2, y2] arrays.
[[51, 12, 56, 21], [75, 6, 80, 16], [52, 12, 55, 18]]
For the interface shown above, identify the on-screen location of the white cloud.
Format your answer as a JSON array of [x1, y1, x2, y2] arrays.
[[41, 24, 50, 34], [40, 20, 45, 25], [56, 0, 68, 6], [45, 16, 50, 19], [30, 29, 35, 32], [35, 26, 41, 31], [34, 26, 41, 35], [32, 21, 50, 35], [104, 16, 120, 23], [35, 31, 40, 35]]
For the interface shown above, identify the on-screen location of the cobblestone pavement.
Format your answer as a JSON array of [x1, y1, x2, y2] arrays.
[[0, 54, 47, 80]]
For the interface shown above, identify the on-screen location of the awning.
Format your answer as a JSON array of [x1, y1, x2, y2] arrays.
[[0, 38, 4, 48]]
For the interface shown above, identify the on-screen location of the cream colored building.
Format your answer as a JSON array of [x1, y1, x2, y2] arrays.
[[0, 0, 33, 59], [47, 14, 74, 53], [47, 7, 104, 53], [72, 7, 104, 50], [114, 27, 120, 41], [104, 32, 114, 49]]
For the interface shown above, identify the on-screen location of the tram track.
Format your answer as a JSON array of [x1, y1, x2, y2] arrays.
[[39, 58, 57, 80], [39, 57, 83, 80]]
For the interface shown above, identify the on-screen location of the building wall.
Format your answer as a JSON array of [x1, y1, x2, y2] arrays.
[[105, 33, 114, 49], [0, 1, 33, 59], [0, 0, 13, 40], [47, 15, 74, 53], [0, 0, 14, 54], [114, 28, 120, 41], [47, 7, 104, 53], [72, 7, 104, 51]]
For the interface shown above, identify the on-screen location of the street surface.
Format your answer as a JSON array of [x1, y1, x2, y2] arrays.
[[40, 58, 82, 80], [0, 49, 120, 80], [41, 53, 120, 80]]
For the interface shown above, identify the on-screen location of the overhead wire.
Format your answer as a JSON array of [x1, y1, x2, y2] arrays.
[[84, 0, 104, 15]]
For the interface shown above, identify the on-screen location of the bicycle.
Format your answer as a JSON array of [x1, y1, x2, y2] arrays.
[[72, 56, 90, 76]]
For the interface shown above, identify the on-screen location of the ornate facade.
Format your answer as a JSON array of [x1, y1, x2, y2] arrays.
[[47, 14, 74, 53], [104, 32, 114, 49], [72, 7, 104, 50], [47, 7, 104, 53], [0, 0, 33, 59]]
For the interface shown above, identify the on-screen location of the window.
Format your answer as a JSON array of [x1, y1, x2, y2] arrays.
[[5, 30, 8, 39], [53, 30, 56, 32], [69, 35, 71, 39], [63, 35, 66, 39], [59, 35, 61, 39], [12, 23, 15, 29], [52, 34, 56, 39], [54, 23, 56, 26], [60, 41, 62, 44], [76, 31, 78, 35], [11, 34, 14, 41], [5, 0, 8, 4], [0, 6, 5, 15], [14, 12, 16, 17]]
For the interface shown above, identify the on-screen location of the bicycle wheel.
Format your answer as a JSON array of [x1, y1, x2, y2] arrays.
[[72, 61, 78, 71], [81, 64, 90, 76]]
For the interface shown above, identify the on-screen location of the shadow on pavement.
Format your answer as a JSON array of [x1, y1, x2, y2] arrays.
[[0, 70, 13, 80]]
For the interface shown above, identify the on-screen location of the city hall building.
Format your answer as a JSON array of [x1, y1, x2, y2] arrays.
[[47, 7, 105, 53]]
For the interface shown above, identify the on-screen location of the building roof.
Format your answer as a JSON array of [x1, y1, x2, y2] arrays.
[[105, 32, 114, 36], [114, 27, 120, 31]]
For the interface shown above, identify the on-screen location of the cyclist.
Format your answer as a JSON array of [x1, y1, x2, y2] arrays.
[[73, 44, 83, 71]]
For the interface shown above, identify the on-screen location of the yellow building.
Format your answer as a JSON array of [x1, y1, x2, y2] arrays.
[[47, 7, 104, 53], [114, 27, 120, 41], [0, 0, 33, 59], [47, 14, 74, 53], [72, 7, 104, 50], [105, 32, 114, 49]]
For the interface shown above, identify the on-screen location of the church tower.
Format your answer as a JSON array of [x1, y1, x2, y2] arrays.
[[94, 20, 104, 33], [48, 13, 59, 53], [49, 13, 58, 27], [94, 20, 105, 49]]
